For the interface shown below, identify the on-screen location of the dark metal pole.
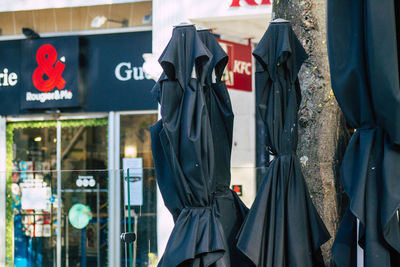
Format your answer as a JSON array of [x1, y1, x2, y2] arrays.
[[97, 183, 100, 267], [126, 169, 133, 267]]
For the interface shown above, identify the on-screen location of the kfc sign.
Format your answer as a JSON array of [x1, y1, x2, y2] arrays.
[[218, 39, 252, 92], [230, 0, 271, 7]]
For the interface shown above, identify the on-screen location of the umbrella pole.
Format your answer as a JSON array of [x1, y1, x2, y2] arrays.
[[127, 169, 133, 267]]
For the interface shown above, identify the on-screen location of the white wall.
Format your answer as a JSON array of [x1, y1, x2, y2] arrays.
[[229, 87, 256, 207]]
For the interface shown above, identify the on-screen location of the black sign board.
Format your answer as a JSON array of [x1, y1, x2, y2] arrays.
[[21, 37, 79, 109], [0, 31, 156, 115], [0, 40, 21, 115], [82, 32, 156, 112]]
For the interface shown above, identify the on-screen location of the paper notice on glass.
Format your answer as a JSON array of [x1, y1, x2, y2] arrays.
[[123, 158, 143, 206], [21, 187, 49, 210]]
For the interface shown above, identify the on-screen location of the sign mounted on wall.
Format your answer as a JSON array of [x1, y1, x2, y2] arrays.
[[21, 37, 79, 109], [218, 39, 253, 92], [0, 31, 156, 115], [0, 40, 22, 115], [229, 0, 271, 7], [83, 31, 156, 112], [232, 184, 243, 196]]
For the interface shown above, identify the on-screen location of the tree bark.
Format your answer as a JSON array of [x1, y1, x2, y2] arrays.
[[272, 0, 349, 265]]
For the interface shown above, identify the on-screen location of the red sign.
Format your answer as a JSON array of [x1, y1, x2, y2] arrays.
[[217, 39, 252, 92], [230, 0, 271, 7], [21, 36, 79, 109], [32, 44, 66, 92], [232, 184, 243, 196]]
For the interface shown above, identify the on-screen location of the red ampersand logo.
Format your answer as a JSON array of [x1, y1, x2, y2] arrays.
[[32, 44, 66, 92]]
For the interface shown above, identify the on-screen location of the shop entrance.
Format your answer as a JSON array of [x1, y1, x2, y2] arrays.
[[7, 112, 158, 267], [9, 118, 108, 267]]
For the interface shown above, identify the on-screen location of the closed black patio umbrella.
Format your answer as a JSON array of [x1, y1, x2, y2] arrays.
[[150, 76, 184, 224], [236, 20, 330, 266], [328, 1, 400, 266], [149, 24, 227, 267], [197, 29, 250, 266]]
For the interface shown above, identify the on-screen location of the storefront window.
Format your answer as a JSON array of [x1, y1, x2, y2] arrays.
[[7, 119, 108, 267], [6, 114, 158, 266], [10, 123, 57, 267], [120, 114, 158, 267], [60, 121, 108, 266]]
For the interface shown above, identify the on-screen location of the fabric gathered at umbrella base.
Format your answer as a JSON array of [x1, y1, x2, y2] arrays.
[[236, 21, 330, 267], [328, 0, 400, 266]]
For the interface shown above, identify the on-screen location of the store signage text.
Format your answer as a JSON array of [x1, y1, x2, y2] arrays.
[[25, 43, 73, 104], [0, 68, 18, 86], [21, 37, 79, 109], [26, 90, 72, 103], [233, 60, 251, 75], [0, 32, 155, 115], [230, 0, 271, 7], [218, 39, 252, 92], [115, 62, 149, 81]]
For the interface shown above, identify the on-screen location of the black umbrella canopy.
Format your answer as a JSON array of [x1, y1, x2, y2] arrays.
[[236, 21, 330, 266], [197, 30, 231, 188], [150, 24, 228, 267], [328, 0, 400, 266], [150, 74, 184, 222], [197, 29, 251, 267]]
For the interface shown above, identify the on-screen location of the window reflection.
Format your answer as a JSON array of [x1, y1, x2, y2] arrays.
[[120, 114, 158, 267]]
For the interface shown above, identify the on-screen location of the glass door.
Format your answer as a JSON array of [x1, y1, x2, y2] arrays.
[[60, 119, 108, 267], [9, 122, 57, 267], [8, 118, 108, 267], [119, 113, 158, 267], [8, 114, 158, 267]]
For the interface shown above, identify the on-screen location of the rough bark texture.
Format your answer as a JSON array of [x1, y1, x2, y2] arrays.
[[272, 0, 349, 265]]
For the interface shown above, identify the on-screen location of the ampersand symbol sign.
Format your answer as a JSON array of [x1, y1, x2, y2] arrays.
[[32, 44, 66, 92]]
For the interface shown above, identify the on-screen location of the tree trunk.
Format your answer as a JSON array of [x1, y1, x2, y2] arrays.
[[272, 0, 349, 265]]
